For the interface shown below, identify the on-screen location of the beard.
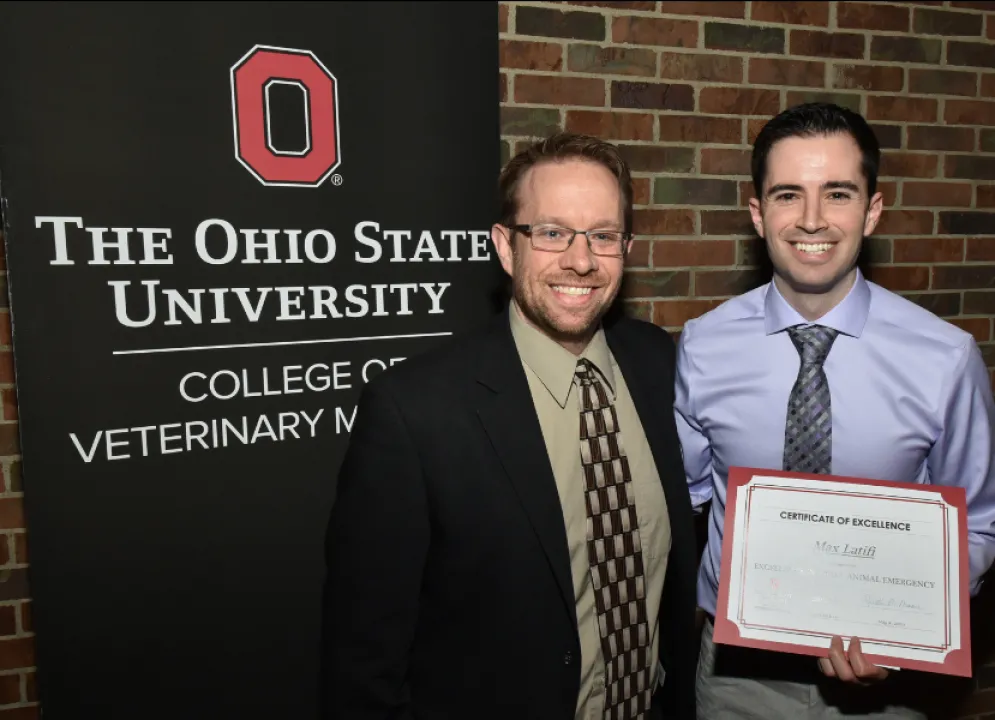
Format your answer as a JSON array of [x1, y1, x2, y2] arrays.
[[511, 262, 615, 349]]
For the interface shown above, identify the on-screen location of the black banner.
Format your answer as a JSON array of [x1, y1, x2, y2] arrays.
[[0, 3, 501, 717]]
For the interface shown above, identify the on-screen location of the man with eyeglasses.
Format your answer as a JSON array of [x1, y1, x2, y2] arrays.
[[320, 133, 698, 720]]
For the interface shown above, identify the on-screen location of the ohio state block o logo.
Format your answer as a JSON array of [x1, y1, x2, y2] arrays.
[[230, 45, 340, 187]]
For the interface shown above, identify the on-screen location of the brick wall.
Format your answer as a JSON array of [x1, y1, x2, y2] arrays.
[[0, 234, 35, 718], [0, 1, 993, 717], [500, 1, 995, 717]]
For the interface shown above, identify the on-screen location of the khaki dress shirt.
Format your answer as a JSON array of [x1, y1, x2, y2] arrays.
[[510, 302, 672, 720]]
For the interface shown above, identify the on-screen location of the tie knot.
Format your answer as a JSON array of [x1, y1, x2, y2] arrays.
[[787, 324, 839, 367], [574, 358, 596, 386]]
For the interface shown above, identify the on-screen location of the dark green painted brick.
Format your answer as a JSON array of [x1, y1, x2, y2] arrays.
[[516, 7, 605, 41], [903, 292, 962, 317], [500, 107, 561, 137], [654, 178, 738, 206], [948, 41, 995, 68], [863, 237, 893, 264], [500, 140, 511, 167], [705, 23, 784, 54], [617, 145, 695, 173], [947, 155, 995, 180], [913, 8, 983, 36], [871, 36, 942, 63], [982, 130, 995, 153], [965, 291, 995, 315], [939, 212, 995, 235], [870, 124, 902, 149]]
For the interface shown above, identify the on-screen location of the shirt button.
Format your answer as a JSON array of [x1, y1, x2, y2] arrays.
[[564, 651, 574, 665]]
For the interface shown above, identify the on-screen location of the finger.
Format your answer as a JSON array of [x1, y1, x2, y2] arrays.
[[828, 635, 857, 683], [818, 657, 836, 677], [847, 637, 889, 682]]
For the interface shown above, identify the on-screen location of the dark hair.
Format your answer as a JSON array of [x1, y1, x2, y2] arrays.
[[498, 133, 633, 232], [751, 103, 880, 200]]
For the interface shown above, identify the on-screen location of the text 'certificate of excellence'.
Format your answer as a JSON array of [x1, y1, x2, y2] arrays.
[[713, 467, 971, 677]]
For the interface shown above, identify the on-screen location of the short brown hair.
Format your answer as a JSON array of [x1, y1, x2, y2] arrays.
[[498, 133, 633, 233]]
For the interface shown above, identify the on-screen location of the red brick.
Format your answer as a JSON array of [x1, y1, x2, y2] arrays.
[[0, 356, 12, 387], [0, 707, 41, 720], [0, 538, 8, 568], [894, 237, 965, 262], [700, 210, 756, 236], [623, 301, 654, 322], [0, 672, 20, 705], [789, 29, 865, 59], [499, 74, 507, 103], [0, 502, 22, 533], [627, 239, 651, 267], [867, 96, 937, 123], [701, 149, 751, 176], [838, 2, 910, 31], [874, 210, 935, 235], [979, 186, 995, 207], [904, 182, 973, 207], [568, 44, 656, 76], [632, 178, 651, 206], [747, 118, 767, 145], [0, 607, 15, 639], [880, 153, 938, 179], [750, 58, 825, 87], [699, 87, 780, 115], [621, 270, 691, 297], [652, 240, 736, 267], [660, 2, 745, 18], [739, 180, 757, 207], [654, 299, 725, 327], [515, 75, 605, 107], [950, 317, 992, 343], [0, 316, 9, 349], [946, 99, 995, 125], [659, 52, 742, 82], [1, 391, 17, 424], [0, 638, 33, 672], [566, 110, 653, 140], [499, 3, 508, 33], [632, 209, 695, 235], [968, 237, 995, 261], [12, 537, 25, 567], [877, 181, 898, 207], [950, 1, 995, 8], [569, 1, 655, 8], [659, 115, 741, 144], [984, 74, 995, 98], [832, 64, 904, 92], [990, 16, 995, 40], [751, 1, 829, 26], [946, 155, 995, 180], [500, 40, 563, 71], [24, 670, 34, 703], [867, 265, 931, 291], [612, 16, 698, 47], [907, 125, 975, 152], [948, 40, 995, 68], [933, 265, 995, 290]]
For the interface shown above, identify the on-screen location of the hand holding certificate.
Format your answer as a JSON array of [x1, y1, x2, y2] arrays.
[[713, 467, 971, 677]]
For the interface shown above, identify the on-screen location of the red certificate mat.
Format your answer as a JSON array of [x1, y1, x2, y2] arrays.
[[713, 467, 972, 678]]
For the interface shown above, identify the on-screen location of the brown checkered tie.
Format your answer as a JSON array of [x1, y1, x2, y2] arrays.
[[574, 358, 652, 720]]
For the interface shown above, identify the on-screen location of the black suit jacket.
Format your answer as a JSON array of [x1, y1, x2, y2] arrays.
[[319, 308, 698, 720]]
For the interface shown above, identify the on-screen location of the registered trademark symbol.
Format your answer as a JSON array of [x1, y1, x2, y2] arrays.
[[331, 174, 343, 186]]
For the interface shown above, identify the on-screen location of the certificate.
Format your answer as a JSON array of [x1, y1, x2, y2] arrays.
[[713, 467, 971, 677]]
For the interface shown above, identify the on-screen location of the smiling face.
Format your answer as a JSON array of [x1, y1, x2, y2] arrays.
[[749, 132, 883, 318], [491, 158, 630, 354]]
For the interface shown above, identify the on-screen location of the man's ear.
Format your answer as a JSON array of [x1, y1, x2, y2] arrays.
[[863, 191, 884, 238], [748, 196, 765, 238], [491, 223, 515, 277]]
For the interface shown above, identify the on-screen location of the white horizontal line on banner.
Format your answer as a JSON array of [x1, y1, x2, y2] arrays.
[[112, 331, 454, 356]]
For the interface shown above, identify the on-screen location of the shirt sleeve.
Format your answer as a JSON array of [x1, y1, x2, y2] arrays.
[[674, 321, 714, 511], [928, 339, 995, 595]]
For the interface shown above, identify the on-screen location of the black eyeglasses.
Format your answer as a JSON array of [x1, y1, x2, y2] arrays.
[[507, 224, 632, 258]]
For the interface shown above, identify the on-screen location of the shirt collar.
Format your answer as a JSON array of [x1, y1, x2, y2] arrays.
[[509, 300, 615, 408], [764, 268, 870, 338]]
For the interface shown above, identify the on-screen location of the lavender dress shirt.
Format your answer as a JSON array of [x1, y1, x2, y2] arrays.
[[675, 269, 995, 616]]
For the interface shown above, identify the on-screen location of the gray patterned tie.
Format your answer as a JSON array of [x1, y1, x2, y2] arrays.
[[783, 325, 839, 475], [574, 359, 652, 720]]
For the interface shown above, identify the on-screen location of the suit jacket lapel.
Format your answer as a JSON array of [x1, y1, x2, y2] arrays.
[[474, 311, 576, 622]]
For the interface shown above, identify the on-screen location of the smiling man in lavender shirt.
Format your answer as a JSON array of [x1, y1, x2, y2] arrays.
[[674, 103, 995, 718]]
